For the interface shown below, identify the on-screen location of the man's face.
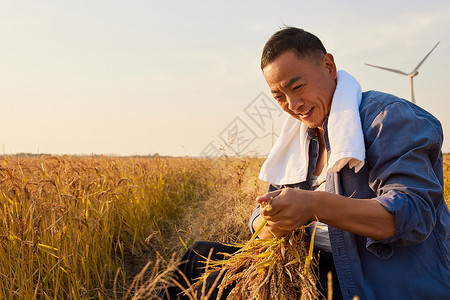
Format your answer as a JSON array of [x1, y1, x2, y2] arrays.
[[263, 50, 337, 129]]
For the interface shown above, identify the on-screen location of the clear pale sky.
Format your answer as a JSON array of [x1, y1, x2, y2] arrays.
[[2, 0, 449, 156]]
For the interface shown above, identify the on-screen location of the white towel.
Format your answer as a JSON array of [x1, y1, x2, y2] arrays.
[[259, 70, 365, 185]]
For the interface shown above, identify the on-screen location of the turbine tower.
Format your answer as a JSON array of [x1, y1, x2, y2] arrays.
[[365, 41, 440, 104]]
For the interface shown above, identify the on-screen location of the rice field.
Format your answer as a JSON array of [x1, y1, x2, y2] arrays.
[[0, 154, 448, 299], [0, 155, 266, 299]]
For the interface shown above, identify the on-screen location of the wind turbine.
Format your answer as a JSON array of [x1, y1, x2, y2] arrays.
[[365, 41, 440, 104]]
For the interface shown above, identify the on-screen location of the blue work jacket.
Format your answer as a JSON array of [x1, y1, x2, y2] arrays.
[[250, 91, 450, 299]]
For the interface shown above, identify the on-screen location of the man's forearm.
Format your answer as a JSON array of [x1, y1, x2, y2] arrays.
[[312, 191, 395, 241]]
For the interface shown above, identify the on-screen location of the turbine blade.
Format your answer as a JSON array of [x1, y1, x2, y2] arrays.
[[365, 63, 408, 75], [412, 41, 440, 72]]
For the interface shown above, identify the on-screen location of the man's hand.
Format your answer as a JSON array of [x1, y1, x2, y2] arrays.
[[252, 214, 293, 239], [254, 188, 316, 238]]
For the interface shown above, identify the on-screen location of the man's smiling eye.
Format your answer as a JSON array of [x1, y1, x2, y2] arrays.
[[293, 85, 303, 91], [274, 95, 286, 102]]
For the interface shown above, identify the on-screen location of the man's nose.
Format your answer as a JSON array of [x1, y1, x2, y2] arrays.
[[287, 95, 303, 112]]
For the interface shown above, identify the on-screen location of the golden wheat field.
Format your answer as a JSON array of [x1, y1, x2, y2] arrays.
[[0, 155, 266, 299], [0, 154, 449, 299]]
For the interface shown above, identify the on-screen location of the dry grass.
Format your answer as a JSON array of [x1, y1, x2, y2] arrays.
[[179, 157, 266, 247]]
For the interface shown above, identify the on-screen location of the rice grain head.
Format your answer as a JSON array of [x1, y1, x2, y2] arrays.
[[190, 196, 320, 299]]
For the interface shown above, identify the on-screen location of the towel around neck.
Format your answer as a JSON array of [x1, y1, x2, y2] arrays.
[[259, 70, 365, 185]]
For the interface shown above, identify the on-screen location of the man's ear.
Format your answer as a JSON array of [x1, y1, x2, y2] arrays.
[[322, 53, 337, 80]]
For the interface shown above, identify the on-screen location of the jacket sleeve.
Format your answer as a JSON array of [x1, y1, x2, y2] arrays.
[[363, 100, 444, 248]]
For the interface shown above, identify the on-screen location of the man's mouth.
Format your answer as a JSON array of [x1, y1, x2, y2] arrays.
[[299, 107, 313, 117]]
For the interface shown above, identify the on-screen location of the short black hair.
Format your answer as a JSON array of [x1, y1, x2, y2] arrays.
[[261, 27, 327, 69]]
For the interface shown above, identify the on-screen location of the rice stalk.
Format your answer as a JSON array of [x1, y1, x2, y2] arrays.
[[190, 198, 320, 300]]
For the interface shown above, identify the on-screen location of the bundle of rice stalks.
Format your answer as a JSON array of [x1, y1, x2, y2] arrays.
[[193, 198, 320, 300]]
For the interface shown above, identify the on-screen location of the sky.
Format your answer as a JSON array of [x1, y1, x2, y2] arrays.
[[1, 0, 450, 157]]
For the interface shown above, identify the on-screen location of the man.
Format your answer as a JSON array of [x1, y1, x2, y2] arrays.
[[160, 27, 450, 299], [251, 27, 450, 299]]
